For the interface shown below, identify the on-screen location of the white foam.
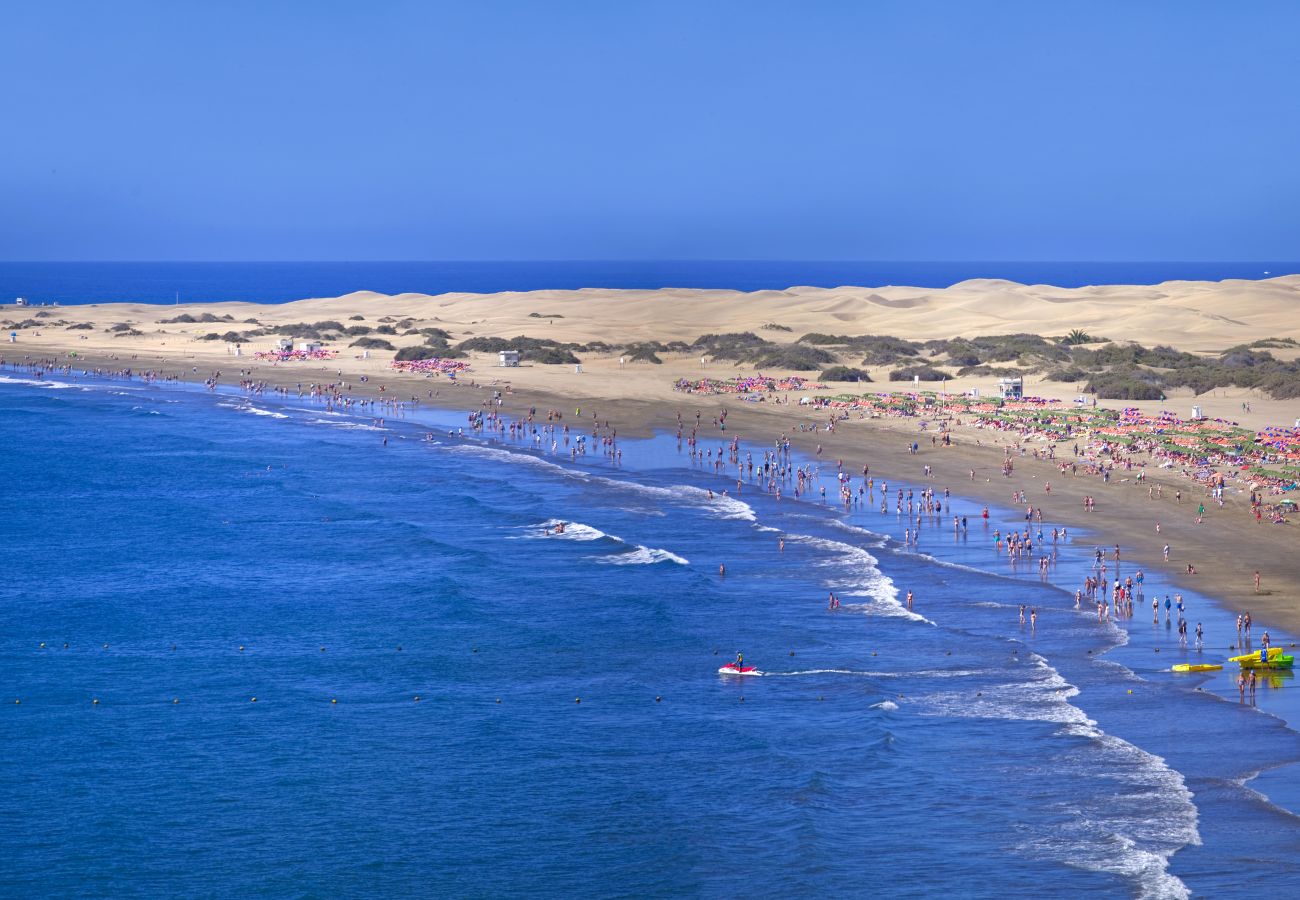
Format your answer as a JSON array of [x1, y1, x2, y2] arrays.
[[527, 519, 610, 542], [236, 404, 289, 419], [872, 700, 899, 711], [830, 519, 889, 546], [590, 477, 757, 521], [0, 375, 78, 389], [600, 546, 689, 566], [444, 443, 585, 479]]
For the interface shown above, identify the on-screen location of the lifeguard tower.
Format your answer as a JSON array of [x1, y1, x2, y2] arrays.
[[498, 349, 520, 367], [997, 377, 1024, 400]]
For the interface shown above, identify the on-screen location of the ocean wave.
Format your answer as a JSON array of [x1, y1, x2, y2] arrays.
[[830, 519, 890, 546], [785, 533, 933, 625], [599, 546, 689, 566], [0, 375, 78, 389], [522, 520, 688, 565], [236, 404, 289, 419], [589, 477, 756, 521], [444, 443, 585, 479], [308, 418, 385, 431], [915, 652, 1197, 898], [526, 519, 609, 542], [872, 700, 899, 711]]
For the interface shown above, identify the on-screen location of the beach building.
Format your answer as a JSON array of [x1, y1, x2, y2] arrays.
[[14, 297, 27, 306], [498, 349, 520, 367], [997, 377, 1024, 400], [296, 340, 322, 352], [274, 338, 294, 351]]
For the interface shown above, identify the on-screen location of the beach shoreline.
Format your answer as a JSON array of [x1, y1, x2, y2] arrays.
[[4, 279, 1297, 637], [6, 338, 1299, 644]]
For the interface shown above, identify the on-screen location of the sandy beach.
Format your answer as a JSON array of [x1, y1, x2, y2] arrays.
[[7, 276, 1299, 636]]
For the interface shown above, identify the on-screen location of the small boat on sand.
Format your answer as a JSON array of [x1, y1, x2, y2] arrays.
[[1171, 663, 1223, 673]]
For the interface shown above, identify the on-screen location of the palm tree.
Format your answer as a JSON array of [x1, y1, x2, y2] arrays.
[[1062, 328, 1092, 346]]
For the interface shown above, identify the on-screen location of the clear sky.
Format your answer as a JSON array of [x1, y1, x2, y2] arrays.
[[1, 1, 1297, 261]]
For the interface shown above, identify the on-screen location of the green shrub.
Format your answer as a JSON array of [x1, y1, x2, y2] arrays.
[[889, 364, 946, 381], [821, 366, 872, 382]]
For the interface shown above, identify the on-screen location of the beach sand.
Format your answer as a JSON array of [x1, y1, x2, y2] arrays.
[[6, 275, 1299, 635]]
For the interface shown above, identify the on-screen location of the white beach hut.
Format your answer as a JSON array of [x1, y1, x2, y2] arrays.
[[997, 377, 1024, 400], [499, 349, 520, 367], [296, 340, 322, 352]]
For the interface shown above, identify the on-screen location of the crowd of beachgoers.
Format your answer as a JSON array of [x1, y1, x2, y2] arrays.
[[251, 349, 338, 362], [673, 375, 823, 395], [674, 375, 1298, 511]]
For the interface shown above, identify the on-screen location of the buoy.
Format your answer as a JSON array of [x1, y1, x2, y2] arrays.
[[655, 696, 662, 702], [977, 692, 982, 697], [575, 697, 581, 704], [331, 698, 337, 704], [92, 699, 99, 705], [39, 642, 45, 649], [739, 697, 745, 702], [472, 648, 478, 653], [63, 643, 69, 649], [495, 698, 501, 704], [414, 696, 421, 702], [172, 698, 179, 704], [1154, 648, 1160, 653], [251, 697, 257, 702], [320, 647, 326, 652], [946, 651, 952, 656], [103, 643, 109, 649], [818, 695, 824, 701], [1127, 689, 1133, 694], [239, 645, 245, 652], [789, 651, 795, 656], [14, 699, 19, 705], [872, 651, 877, 656]]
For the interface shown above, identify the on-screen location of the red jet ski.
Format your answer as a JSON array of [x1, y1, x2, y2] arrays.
[[718, 663, 759, 675]]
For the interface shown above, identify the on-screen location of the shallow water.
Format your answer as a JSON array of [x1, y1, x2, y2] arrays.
[[3, 371, 1299, 897]]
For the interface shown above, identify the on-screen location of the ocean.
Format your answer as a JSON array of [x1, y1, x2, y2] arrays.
[[1, 260, 1297, 306], [3, 370, 1300, 898]]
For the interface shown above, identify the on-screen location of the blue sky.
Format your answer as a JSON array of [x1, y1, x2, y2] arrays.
[[1, 1, 1297, 261]]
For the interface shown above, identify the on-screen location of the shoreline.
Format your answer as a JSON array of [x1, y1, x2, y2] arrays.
[[8, 343, 1299, 642]]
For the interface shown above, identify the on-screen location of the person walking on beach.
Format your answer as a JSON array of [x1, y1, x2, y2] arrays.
[[1254, 570, 1261, 593], [1195, 622, 1204, 649]]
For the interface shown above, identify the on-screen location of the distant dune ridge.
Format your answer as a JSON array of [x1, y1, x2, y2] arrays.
[[249, 275, 1300, 351]]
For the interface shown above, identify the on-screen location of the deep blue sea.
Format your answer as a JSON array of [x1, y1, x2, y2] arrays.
[[4, 369, 1300, 898], [1, 260, 1297, 306]]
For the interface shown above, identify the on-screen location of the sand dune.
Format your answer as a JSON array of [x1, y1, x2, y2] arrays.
[[9, 274, 1300, 431]]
